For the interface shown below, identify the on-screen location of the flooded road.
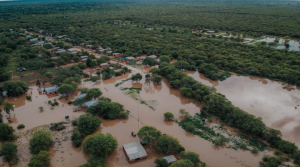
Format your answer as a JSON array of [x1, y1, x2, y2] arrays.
[[186, 71, 300, 147], [1, 65, 275, 167]]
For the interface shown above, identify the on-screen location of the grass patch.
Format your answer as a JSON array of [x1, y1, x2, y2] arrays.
[[115, 77, 132, 87], [121, 87, 142, 94], [127, 61, 137, 65]]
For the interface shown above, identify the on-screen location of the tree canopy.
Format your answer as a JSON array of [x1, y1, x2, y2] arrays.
[[78, 114, 101, 136], [29, 131, 53, 154], [28, 151, 51, 167], [0, 123, 15, 141], [137, 126, 162, 144]]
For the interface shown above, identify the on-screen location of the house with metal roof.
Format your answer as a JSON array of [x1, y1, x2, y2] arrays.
[[207, 30, 215, 33], [125, 57, 135, 61], [83, 99, 98, 108], [80, 55, 88, 60], [55, 49, 66, 54], [100, 63, 109, 68], [30, 38, 39, 42], [123, 141, 147, 162], [67, 48, 77, 52], [44, 87, 58, 95], [163, 155, 177, 165], [72, 94, 86, 102], [148, 55, 157, 59]]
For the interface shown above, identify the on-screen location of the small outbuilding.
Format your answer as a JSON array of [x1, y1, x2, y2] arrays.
[[100, 63, 109, 68], [207, 30, 215, 33], [82, 99, 98, 107], [125, 57, 135, 61], [163, 155, 177, 165], [123, 141, 147, 162], [112, 53, 122, 57], [72, 94, 86, 102], [44, 87, 58, 95], [80, 55, 88, 60], [148, 55, 157, 59], [67, 48, 77, 53]]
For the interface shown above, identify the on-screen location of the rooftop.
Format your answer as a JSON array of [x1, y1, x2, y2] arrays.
[[67, 48, 77, 52], [84, 100, 98, 107], [45, 87, 58, 92], [75, 94, 86, 100], [163, 155, 177, 164], [123, 141, 147, 161], [100, 63, 109, 66]]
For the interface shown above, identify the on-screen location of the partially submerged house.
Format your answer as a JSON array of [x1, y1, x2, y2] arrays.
[[72, 94, 86, 102], [44, 87, 58, 95], [163, 155, 177, 165], [123, 141, 147, 162], [82, 99, 98, 108], [100, 63, 109, 68]]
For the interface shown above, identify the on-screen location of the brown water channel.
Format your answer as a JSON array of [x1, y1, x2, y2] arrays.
[[1, 65, 275, 167], [186, 71, 300, 147]]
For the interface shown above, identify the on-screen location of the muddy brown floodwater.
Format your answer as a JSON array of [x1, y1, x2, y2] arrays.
[[1, 64, 276, 167], [186, 71, 300, 147]]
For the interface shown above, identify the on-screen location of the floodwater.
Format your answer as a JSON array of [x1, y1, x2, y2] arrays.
[[186, 71, 300, 147], [1, 64, 275, 167]]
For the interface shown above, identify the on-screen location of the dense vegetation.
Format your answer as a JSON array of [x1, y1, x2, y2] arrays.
[[0, 123, 15, 141], [159, 64, 300, 165], [29, 130, 53, 154], [28, 151, 51, 167]]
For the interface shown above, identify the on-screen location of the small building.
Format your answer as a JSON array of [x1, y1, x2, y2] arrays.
[[38, 55, 42, 58], [67, 48, 77, 53], [72, 94, 86, 102], [112, 53, 122, 57], [81, 58, 87, 63], [207, 30, 215, 33], [26, 35, 32, 39], [99, 49, 105, 53], [125, 57, 135, 61], [44, 87, 58, 95], [123, 141, 147, 162], [30, 38, 39, 42], [55, 49, 66, 54], [163, 155, 177, 165], [37, 41, 45, 46], [82, 100, 98, 108], [80, 43, 85, 47], [80, 55, 88, 60], [100, 63, 109, 68], [86, 45, 93, 49], [106, 51, 113, 55], [148, 55, 157, 59]]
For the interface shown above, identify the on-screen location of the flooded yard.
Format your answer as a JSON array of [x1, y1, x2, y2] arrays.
[[1, 65, 277, 167], [186, 71, 300, 147]]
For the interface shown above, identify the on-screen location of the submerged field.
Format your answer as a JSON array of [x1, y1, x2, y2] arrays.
[[2, 63, 300, 166]]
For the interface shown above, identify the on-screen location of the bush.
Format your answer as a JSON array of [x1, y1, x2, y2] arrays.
[[182, 122, 196, 134], [54, 101, 59, 105], [274, 149, 282, 156], [48, 100, 51, 104], [28, 151, 51, 167], [82, 132, 118, 158], [137, 126, 162, 144], [78, 114, 101, 136], [68, 101, 72, 104], [154, 158, 168, 167], [213, 136, 229, 146], [72, 119, 78, 126], [71, 129, 82, 147], [0, 123, 15, 141], [170, 159, 194, 167], [119, 112, 129, 119], [156, 135, 185, 154], [180, 151, 201, 166], [29, 131, 53, 154], [90, 76, 100, 82], [26, 96, 31, 100], [164, 112, 174, 120], [39, 106, 43, 111], [0, 142, 17, 162], [17, 124, 25, 129], [294, 151, 300, 165], [251, 147, 259, 154]]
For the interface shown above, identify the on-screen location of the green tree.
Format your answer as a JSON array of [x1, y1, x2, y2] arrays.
[[160, 55, 170, 63], [57, 84, 75, 96], [2, 81, 28, 96], [82, 132, 118, 158], [132, 73, 143, 82], [44, 72, 54, 82], [36, 79, 41, 86], [73, 97, 86, 106], [73, 56, 80, 62], [143, 57, 158, 66], [137, 126, 162, 144], [164, 112, 174, 120], [0, 142, 17, 162], [145, 73, 150, 79], [86, 88, 102, 99], [78, 114, 101, 136], [153, 75, 163, 83], [156, 135, 185, 154], [154, 158, 169, 167], [180, 151, 201, 166], [28, 151, 51, 167], [170, 159, 194, 167], [87, 101, 123, 120], [71, 129, 82, 147], [86, 57, 92, 67], [29, 131, 53, 154], [0, 123, 15, 141], [3, 102, 14, 115]]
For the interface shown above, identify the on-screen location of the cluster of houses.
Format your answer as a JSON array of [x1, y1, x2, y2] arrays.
[[123, 141, 177, 165]]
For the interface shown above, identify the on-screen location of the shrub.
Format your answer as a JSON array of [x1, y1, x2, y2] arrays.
[[71, 129, 82, 147], [119, 112, 129, 119], [29, 131, 53, 154], [54, 101, 59, 105], [170, 159, 194, 167], [182, 122, 196, 134], [26, 96, 31, 100], [214, 136, 229, 146], [68, 101, 72, 104], [39, 106, 43, 111], [17, 124, 25, 129], [156, 135, 185, 154], [0, 142, 17, 162], [0, 123, 15, 141], [78, 114, 101, 136], [274, 149, 282, 156], [48, 100, 51, 104], [164, 112, 174, 120], [251, 147, 259, 154], [71, 119, 78, 126], [154, 158, 168, 167], [28, 151, 51, 167], [180, 151, 201, 166]]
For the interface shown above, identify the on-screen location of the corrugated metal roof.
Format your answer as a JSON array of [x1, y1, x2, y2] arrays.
[[45, 87, 57, 92], [100, 63, 108, 66], [75, 94, 86, 99], [84, 99, 98, 107], [123, 141, 147, 161], [149, 55, 157, 58], [163, 155, 177, 163]]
